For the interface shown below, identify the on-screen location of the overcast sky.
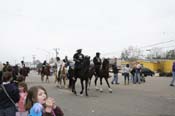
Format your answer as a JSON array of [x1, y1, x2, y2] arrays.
[[0, 0, 175, 64]]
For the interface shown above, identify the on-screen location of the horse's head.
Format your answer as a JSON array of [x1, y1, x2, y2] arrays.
[[102, 58, 109, 70], [103, 58, 109, 65], [83, 56, 90, 66]]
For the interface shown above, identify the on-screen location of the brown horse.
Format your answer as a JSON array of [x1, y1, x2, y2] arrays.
[[56, 63, 67, 88], [19, 66, 30, 81], [41, 64, 50, 82]]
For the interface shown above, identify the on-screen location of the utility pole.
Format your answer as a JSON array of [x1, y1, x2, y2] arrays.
[[32, 55, 36, 68], [53, 48, 59, 58]]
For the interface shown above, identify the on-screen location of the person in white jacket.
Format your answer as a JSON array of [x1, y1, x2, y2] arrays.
[[55, 57, 62, 86]]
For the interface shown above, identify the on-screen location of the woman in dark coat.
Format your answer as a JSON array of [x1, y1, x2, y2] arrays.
[[0, 71, 20, 116]]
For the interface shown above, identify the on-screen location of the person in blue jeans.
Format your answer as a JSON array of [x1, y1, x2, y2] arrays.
[[111, 64, 120, 84], [170, 62, 175, 86], [134, 62, 142, 84]]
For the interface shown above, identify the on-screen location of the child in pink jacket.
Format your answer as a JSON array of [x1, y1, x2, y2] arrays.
[[18, 82, 28, 112]]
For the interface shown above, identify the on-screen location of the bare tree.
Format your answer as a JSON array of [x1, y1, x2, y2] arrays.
[[146, 47, 164, 59], [166, 49, 175, 59], [121, 46, 143, 61]]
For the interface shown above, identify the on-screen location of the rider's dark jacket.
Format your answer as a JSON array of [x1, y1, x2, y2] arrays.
[[73, 52, 84, 69], [93, 56, 102, 76], [93, 56, 102, 66]]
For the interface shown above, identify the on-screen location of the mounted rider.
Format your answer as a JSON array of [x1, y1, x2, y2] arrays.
[[41, 60, 50, 82], [73, 49, 84, 78], [19, 61, 28, 81], [93, 52, 102, 77]]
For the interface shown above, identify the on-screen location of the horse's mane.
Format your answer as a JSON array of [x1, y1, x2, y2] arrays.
[[102, 59, 109, 69]]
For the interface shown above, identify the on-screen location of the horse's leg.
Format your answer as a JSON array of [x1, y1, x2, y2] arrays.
[[72, 78, 75, 92], [43, 75, 45, 82], [72, 78, 77, 95], [56, 71, 60, 87], [95, 76, 99, 90], [46, 75, 49, 83], [70, 78, 74, 89], [47, 76, 49, 82], [41, 74, 44, 82], [24, 76, 26, 81], [100, 77, 103, 92], [54, 72, 57, 83], [85, 79, 88, 96], [56, 75, 60, 88], [88, 77, 91, 90], [60, 75, 62, 88], [68, 77, 72, 88], [95, 76, 97, 86], [88, 75, 91, 87], [80, 79, 84, 95], [105, 77, 112, 93], [105, 77, 111, 88], [45, 75, 47, 82], [63, 75, 66, 88]]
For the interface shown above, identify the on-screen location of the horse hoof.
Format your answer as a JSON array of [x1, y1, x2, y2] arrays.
[[95, 87, 99, 90], [86, 94, 88, 96], [56, 85, 61, 88], [74, 91, 77, 94], [109, 89, 112, 93], [58, 85, 61, 89], [80, 92, 83, 94], [109, 88, 112, 92]]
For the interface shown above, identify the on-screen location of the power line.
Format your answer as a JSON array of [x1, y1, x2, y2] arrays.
[[141, 40, 174, 48], [160, 45, 175, 49]]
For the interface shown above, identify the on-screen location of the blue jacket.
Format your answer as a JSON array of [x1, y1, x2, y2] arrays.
[[29, 103, 43, 116]]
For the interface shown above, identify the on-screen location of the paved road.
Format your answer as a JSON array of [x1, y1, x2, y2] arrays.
[[26, 71, 175, 116]]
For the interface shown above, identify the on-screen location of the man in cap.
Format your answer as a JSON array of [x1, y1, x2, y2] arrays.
[[73, 49, 84, 78], [93, 52, 102, 89], [93, 52, 102, 74], [20, 61, 25, 68]]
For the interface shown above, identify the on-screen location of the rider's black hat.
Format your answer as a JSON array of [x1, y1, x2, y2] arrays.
[[96, 52, 100, 55], [77, 49, 82, 52]]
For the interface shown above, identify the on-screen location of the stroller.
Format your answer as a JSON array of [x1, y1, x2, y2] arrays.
[[130, 68, 145, 83]]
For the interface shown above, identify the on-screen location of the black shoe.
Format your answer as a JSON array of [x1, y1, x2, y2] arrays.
[[111, 82, 114, 84], [170, 84, 174, 86]]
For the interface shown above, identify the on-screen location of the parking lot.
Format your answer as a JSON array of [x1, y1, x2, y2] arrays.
[[26, 71, 175, 116]]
